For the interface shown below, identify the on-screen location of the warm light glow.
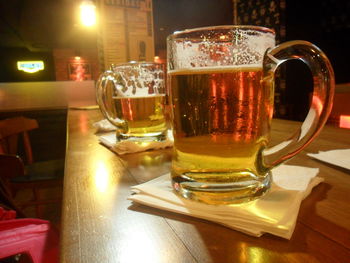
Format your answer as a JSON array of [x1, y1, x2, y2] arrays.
[[248, 246, 264, 263], [340, 115, 350, 129], [79, 114, 88, 133], [119, 227, 162, 262], [17, 61, 44, 73], [154, 56, 160, 63], [80, 1, 96, 27], [94, 161, 109, 192], [311, 95, 323, 114], [75, 56, 81, 60]]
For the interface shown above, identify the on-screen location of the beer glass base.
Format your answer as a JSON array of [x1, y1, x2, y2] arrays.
[[171, 171, 271, 205], [116, 131, 167, 142]]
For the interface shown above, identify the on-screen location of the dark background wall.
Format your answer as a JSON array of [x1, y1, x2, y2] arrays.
[[285, 0, 349, 120], [153, 0, 233, 54], [286, 0, 349, 84]]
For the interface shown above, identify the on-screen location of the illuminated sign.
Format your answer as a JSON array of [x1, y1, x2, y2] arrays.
[[17, 61, 44, 73]]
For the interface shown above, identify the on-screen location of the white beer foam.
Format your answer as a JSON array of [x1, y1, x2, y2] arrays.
[[112, 94, 165, 99], [113, 65, 164, 98], [170, 28, 275, 70]]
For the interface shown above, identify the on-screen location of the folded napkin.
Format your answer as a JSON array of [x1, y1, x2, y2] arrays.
[[98, 131, 173, 155], [307, 149, 350, 170], [129, 165, 323, 239], [93, 119, 117, 133]]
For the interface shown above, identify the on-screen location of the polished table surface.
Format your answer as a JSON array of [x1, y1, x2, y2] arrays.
[[61, 109, 350, 263]]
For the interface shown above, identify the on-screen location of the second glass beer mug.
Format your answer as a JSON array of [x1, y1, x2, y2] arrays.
[[96, 62, 167, 142], [167, 26, 334, 204]]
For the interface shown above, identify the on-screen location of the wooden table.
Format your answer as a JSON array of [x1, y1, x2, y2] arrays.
[[61, 109, 350, 263]]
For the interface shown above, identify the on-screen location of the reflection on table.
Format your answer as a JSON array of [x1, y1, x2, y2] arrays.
[[61, 109, 350, 263]]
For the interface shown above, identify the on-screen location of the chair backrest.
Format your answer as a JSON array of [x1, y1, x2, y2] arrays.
[[0, 117, 38, 164]]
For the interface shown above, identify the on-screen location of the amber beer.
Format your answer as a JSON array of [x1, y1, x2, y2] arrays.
[[112, 95, 167, 140], [96, 62, 167, 142], [168, 25, 334, 204], [169, 66, 273, 203]]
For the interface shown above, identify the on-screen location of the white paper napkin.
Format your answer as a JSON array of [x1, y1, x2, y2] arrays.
[[307, 149, 350, 170], [93, 119, 117, 133], [128, 165, 323, 239], [98, 131, 173, 155]]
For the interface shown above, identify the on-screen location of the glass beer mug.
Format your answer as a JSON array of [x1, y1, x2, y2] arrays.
[[96, 62, 167, 142], [167, 26, 334, 204]]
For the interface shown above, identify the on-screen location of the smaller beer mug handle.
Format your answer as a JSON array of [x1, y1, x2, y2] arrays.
[[96, 70, 125, 128], [262, 40, 335, 168]]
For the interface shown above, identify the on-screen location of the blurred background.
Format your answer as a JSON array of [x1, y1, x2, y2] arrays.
[[0, 0, 349, 122]]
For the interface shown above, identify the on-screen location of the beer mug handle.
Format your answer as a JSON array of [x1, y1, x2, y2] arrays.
[[96, 70, 125, 127], [262, 40, 335, 168]]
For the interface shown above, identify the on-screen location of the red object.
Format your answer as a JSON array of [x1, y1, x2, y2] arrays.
[[339, 115, 350, 129], [0, 207, 17, 220], [0, 218, 59, 263]]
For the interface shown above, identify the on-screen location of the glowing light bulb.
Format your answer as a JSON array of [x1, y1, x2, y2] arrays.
[[154, 56, 162, 63], [80, 1, 96, 27]]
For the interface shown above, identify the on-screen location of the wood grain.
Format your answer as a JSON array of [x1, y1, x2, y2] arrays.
[[61, 110, 350, 263]]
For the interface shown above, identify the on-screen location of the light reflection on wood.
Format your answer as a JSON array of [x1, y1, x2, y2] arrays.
[[61, 109, 350, 263]]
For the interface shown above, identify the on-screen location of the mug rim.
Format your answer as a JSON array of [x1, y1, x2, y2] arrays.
[[110, 61, 164, 69], [168, 25, 275, 40]]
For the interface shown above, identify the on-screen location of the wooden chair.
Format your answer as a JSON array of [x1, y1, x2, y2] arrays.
[[0, 116, 64, 218]]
